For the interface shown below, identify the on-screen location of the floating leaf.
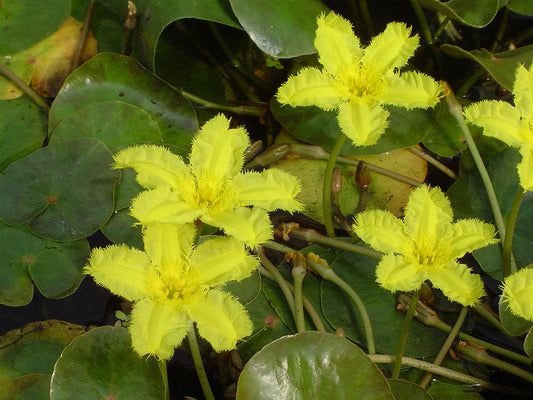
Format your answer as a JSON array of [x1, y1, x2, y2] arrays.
[[0, 320, 86, 378], [0, 223, 89, 306], [48, 52, 198, 149], [0, 138, 121, 242], [427, 381, 484, 399], [388, 379, 432, 400], [0, 0, 70, 56], [441, 44, 533, 91], [229, 0, 328, 58], [50, 326, 165, 400], [132, 0, 241, 68], [523, 329, 533, 358], [50, 101, 164, 149], [0, 374, 51, 400], [236, 331, 394, 400], [418, 0, 498, 28], [0, 96, 46, 171], [507, 0, 533, 16], [422, 101, 468, 157]]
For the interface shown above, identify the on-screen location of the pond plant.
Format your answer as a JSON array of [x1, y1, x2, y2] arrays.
[[1, 1, 533, 399]]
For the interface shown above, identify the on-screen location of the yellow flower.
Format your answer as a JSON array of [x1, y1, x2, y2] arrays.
[[501, 267, 533, 321], [464, 63, 533, 191], [276, 11, 441, 147], [84, 223, 257, 359], [352, 185, 498, 306], [114, 114, 302, 248]]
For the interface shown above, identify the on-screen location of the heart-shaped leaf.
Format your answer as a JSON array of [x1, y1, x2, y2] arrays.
[[236, 331, 394, 400], [0, 138, 121, 242], [0, 374, 51, 400], [418, 0, 498, 28], [50, 326, 165, 400], [388, 379, 432, 400], [507, 0, 533, 16]]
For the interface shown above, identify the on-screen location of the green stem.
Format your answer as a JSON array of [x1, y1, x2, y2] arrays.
[[409, 0, 433, 44], [122, 1, 137, 56], [258, 248, 296, 319], [432, 16, 450, 42], [187, 323, 215, 400], [369, 355, 531, 396], [0, 61, 50, 112], [472, 302, 508, 335], [259, 266, 327, 333], [72, 0, 96, 71], [158, 360, 170, 400], [323, 134, 347, 237], [503, 187, 525, 277], [358, 0, 375, 37], [178, 88, 264, 116], [408, 146, 458, 180], [291, 256, 307, 333], [490, 10, 507, 53], [444, 84, 515, 273], [456, 69, 485, 98], [392, 289, 421, 378], [287, 227, 382, 259], [307, 258, 376, 354], [420, 306, 468, 388]]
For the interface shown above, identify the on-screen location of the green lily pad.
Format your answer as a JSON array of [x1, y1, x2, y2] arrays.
[[271, 100, 432, 156], [427, 382, 484, 399], [447, 147, 533, 280], [236, 331, 394, 400], [101, 210, 143, 249], [523, 329, 533, 358], [418, 0, 498, 28], [0, 320, 86, 378], [132, 0, 241, 68], [0, 374, 51, 400], [507, 0, 533, 16], [48, 52, 198, 150], [49, 101, 164, 149], [389, 379, 433, 400], [224, 269, 262, 306], [441, 44, 533, 92], [0, 0, 70, 56], [422, 101, 468, 157], [320, 248, 446, 356], [0, 96, 46, 171], [229, 0, 328, 58], [0, 223, 89, 306], [0, 138, 121, 242], [50, 326, 165, 400]]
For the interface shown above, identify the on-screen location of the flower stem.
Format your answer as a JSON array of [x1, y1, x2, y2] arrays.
[[358, 0, 375, 37], [407, 146, 458, 180], [432, 16, 450, 42], [392, 288, 421, 378], [307, 257, 376, 354], [503, 186, 525, 277], [71, 0, 96, 71], [187, 323, 215, 400], [419, 306, 468, 388], [369, 355, 531, 396], [323, 134, 347, 237], [0, 61, 50, 112], [409, 0, 433, 44], [178, 88, 264, 116], [158, 360, 170, 400], [291, 255, 307, 333]]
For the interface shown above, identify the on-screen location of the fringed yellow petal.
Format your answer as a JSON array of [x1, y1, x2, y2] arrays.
[[380, 71, 442, 109], [143, 223, 195, 268], [375, 254, 426, 292], [337, 101, 389, 146], [403, 185, 453, 242], [208, 207, 273, 248], [517, 144, 533, 191], [447, 219, 498, 259], [352, 209, 408, 253], [191, 237, 258, 286], [463, 100, 524, 147], [501, 268, 533, 321], [276, 67, 345, 110], [113, 145, 189, 189], [513, 63, 533, 121], [314, 11, 362, 76], [429, 262, 486, 306], [190, 114, 250, 182], [189, 289, 253, 352], [84, 245, 150, 301], [129, 298, 189, 359], [362, 22, 419, 73], [232, 169, 303, 212], [130, 188, 202, 225]]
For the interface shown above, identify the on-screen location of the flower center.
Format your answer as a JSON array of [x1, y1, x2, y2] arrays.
[[340, 65, 384, 101], [192, 172, 236, 215], [150, 266, 203, 306], [405, 237, 450, 273]]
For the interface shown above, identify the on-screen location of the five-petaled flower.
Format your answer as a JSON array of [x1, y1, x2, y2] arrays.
[[113, 114, 302, 248], [276, 11, 442, 147], [501, 267, 533, 321], [353, 185, 498, 306], [463, 63, 533, 191], [85, 223, 257, 360]]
